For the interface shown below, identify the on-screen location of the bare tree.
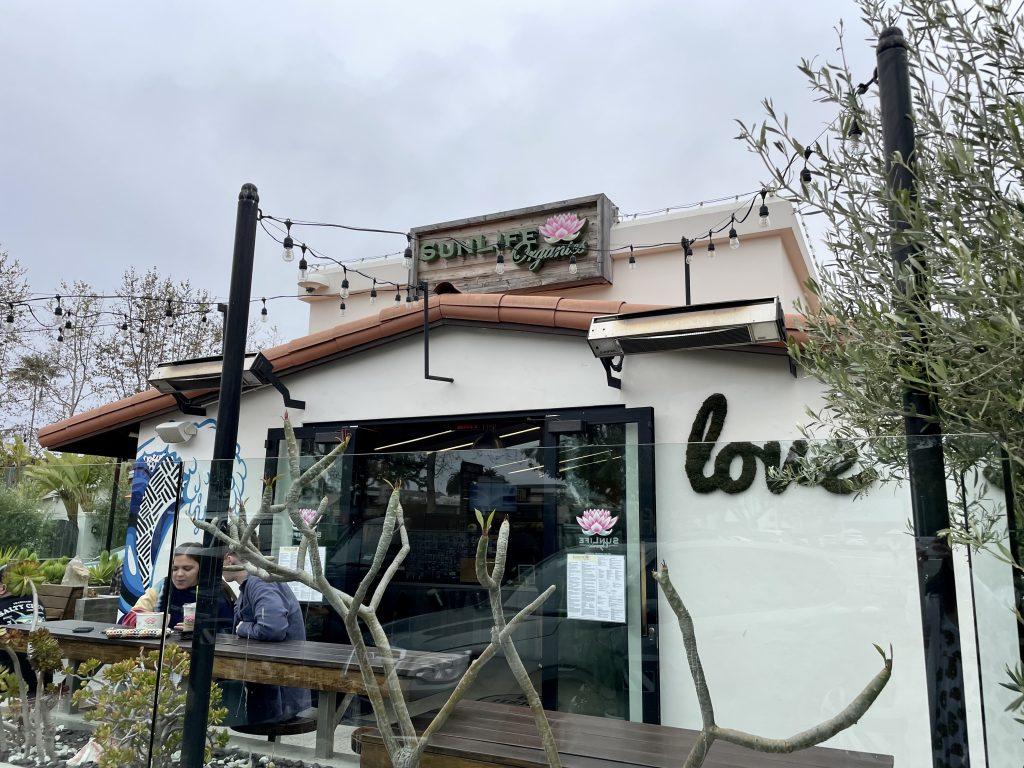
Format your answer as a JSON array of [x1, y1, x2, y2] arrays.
[[195, 415, 562, 768], [94, 268, 223, 401], [0, 249, 30, 430], [45, 282, 104, 421]]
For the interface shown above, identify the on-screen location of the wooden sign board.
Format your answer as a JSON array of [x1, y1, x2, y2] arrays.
[[411, 194, 616, 294]]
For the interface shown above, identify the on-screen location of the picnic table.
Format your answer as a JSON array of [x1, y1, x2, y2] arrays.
[[4, 620, 468, 759], [352, 700, 894, 768]]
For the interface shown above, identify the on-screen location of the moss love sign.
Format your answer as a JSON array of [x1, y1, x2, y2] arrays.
[[685, 393, 875, 495]]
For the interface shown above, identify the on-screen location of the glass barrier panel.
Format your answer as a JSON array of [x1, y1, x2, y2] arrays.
[[6, 433, 1021, 767]]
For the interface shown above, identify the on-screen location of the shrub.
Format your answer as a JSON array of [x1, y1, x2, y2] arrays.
[[0, 487, 54, 557], [72, 645, 228, 768]]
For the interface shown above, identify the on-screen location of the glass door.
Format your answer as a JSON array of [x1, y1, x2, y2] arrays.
[[539, 407, 658, 723]]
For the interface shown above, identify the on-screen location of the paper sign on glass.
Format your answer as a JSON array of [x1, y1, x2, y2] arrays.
[[277, 546, 327, 604], [566, 553, 625, 623]]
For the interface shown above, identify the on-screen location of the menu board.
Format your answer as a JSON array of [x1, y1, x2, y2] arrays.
[[277, 546, 327, 603], [566, 553, 625, 623]]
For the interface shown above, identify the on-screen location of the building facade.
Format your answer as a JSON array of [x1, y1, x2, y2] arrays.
[[38, 194, 1020, 766]]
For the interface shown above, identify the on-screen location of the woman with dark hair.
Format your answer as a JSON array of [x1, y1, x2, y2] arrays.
[[121, 542, 234, 630]]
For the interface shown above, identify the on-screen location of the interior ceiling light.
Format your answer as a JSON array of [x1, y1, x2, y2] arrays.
[[373, 429, 455, 451]]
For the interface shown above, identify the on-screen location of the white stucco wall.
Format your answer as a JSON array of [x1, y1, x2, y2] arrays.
[[134, 326, 1020, 767], [304, 198, 814, 333]]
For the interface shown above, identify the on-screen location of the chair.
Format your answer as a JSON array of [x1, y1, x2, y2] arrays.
[[35, 585, 84, 621]]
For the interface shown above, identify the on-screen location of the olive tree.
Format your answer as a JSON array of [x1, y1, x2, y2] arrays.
[[737, 0, 1024, 486], [736, 0, 1024, 728]]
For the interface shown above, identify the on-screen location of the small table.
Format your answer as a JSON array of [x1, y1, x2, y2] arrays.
[[4, 620, 468, 759], [352, 700, 895, 768]]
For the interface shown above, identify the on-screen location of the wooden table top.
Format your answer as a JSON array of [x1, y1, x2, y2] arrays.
[[3, 620, 469, 690], [352, 701, 894, 768]]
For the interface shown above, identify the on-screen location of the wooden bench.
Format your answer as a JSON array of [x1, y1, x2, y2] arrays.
[[352, 700, 894, 768], [36, 585, 84, 621]]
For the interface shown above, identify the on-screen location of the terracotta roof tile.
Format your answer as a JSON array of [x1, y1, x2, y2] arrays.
[[37, 294, 807, 451]]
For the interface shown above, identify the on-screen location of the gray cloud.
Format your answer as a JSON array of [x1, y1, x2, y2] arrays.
[[0, 1, 874, 340]]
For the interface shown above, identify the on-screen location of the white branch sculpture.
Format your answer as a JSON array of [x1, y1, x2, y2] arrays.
[[652, 562, 893, 767], [193, 414, 562, 768]]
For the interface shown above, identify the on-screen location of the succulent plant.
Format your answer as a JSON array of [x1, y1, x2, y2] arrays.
[[2, 560, 43, 597], [88, 550, 121, 586]]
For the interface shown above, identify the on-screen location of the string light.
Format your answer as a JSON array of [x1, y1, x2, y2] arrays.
[[339, 299, 347, 317], [53, 295, 63, 317], [120, 315, 128, 332], [281, 219, 295, 263], [164, 299, 174, 324], [5, 303, 14, 324], [848, 118, 863, 142], [800, 147, 813, 186], [260, 297, 268, 323], [369, 279, 378, 305], [728, 216, 740, 250], [298, 244, 308, 281], [404, 235, 413, 270], [56, 329, 64, 343], [706, 231, 716, 260], [495, 247, 506, 276], [394, 287, 401, 303], [682, 237, 694, 265], [340, 266, 349, 299], [628, 245, 637, 270], [568, 254, 579, 275], [758, 190, 771, 228]]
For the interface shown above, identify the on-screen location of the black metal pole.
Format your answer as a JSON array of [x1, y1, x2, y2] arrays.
[[180, 183, 259, 768], [878, 28, 969, 766], [102, 461, 122, 552]]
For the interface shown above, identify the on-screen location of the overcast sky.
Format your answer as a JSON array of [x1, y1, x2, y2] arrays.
[[0, 1, 875, 339]]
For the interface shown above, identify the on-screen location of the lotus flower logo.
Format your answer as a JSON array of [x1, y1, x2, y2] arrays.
[[538, 213, 586, 244], [298, 507, 319, 525], [576, 508, 618, 537]]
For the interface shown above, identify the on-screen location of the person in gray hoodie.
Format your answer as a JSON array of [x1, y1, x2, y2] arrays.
[[223, 551, 312, 724]]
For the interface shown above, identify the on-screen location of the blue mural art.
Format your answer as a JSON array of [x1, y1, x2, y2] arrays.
[[119, 419, 249, 615]]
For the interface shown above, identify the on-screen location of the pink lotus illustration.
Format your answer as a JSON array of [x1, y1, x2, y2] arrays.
[[576, 508, 618, 537], [539, 213, 586, 244], [298, 507, 319, 525]]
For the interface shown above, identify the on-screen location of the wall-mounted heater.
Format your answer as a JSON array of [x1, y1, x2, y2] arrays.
[[587, 297, 786, 358]]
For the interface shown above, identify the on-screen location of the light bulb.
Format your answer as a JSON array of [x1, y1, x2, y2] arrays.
[[403, 246, 413, 269], [282, 236, 294, 263], [261, 308, 268, 323], [339, 300, 346, 317], [628, 254, 637, 270], [341, 281, 349, 299], [369, 287, 377, 305], [685, 253, 693, 265], [729, 226, 740, 250], [707, 242, 716, 260], [298, 257, 308, 281], [495, 253, 505, 275], [759, 205, 770, 228], [569, 255, 579, 275]]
